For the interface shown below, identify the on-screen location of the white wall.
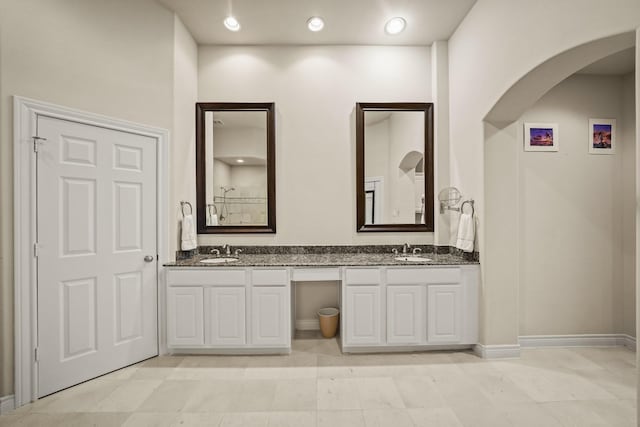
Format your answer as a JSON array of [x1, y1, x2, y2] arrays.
[[197, 45, 433, 246], [517, 74, 635, 336], [0, 0, 177, 398], [172, 14, 198, 254], [448, 0, 640, 345]]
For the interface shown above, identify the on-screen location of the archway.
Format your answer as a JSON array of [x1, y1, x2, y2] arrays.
[[481, 31, 637, 353]]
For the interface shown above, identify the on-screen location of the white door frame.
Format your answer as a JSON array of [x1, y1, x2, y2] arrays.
[[13, 96, 169, 407]]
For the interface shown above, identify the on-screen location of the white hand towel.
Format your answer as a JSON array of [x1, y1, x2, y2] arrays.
[[181, 214, 197, 251], [210, 213, 219, 226], [455, 213, 475, 253]]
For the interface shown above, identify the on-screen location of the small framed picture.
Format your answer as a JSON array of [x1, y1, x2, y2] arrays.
[[589, 118, 616, 154], [524, 123, 559, 152]]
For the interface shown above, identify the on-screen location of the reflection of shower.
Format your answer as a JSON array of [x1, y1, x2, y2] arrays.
[[218, 186, 235, 221]]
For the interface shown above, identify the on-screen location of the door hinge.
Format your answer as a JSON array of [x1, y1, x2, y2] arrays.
[[33, 242, 40, 257], [32, 136, 47, 153], [34, 347, 39, 362]]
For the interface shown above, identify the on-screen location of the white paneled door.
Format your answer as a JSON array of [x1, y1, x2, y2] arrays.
[[36, 116, 158, 397]]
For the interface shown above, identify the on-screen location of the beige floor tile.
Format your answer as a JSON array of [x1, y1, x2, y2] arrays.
[[219, 412, 270, 427], [355, 377, 405, 410], [141, 356, 185, 368], [362, 409, 414, 427], [168, 367, 246, 380], [317, 410, 365, 427], [4, 412, 130, 427], [495, 363, 617, 402], [171, 412, 224, 426], [130, 367, 176, 380], [180, 356, 251, 368], [272, 379, 317, 411], [393, 376, 447, 408], [267, 411, 317, 427], [227, 380, 278, 412], [540, 401, 616, 427], [500, 403, 563, 427], [408, 407, 464, 427], [460, 363, 534, 404], [122, 412, 181, 427], [317, 378, 361, 410], [92, 379, 163, 412], [573, 367, 636, 400], [34, 379, 123, 412], [449, 402, 513, 427], [182, 380, 243, 413], [137, 380, 200, 412]]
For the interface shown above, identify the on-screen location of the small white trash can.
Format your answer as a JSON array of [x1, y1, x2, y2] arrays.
[[317, 307, 340, 338]]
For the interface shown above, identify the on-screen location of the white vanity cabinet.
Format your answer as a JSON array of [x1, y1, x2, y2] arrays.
[[166, 268, 291, 353], [342, 265, 479, 352]]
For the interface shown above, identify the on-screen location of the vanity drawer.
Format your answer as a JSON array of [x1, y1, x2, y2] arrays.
[[252, 269, 289, 286], [387, 268, 461, 285], [345, 268, 381, 285], [167, 269, 247, 286]]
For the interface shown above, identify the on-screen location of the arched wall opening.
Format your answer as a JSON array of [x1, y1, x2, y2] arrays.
[[481, 31, 637, 348]]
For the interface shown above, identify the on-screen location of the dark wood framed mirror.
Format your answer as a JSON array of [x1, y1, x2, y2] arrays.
[[356, 102, 434, 232], [196, 102, 276, 234]]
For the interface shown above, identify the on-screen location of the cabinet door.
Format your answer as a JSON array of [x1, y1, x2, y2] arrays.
[[427, 284, 462, 343], [345, 286, 381, 345], [167, 287, 204, 346], [251, 287, 288, 346], [387, 286, 423, 344], [205, 287, 246, 346]]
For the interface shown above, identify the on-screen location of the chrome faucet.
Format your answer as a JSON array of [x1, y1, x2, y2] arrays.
[[402, 243, 411, 255], [210, 248, 221, 256], [222, 244, 231, 256], [413, 247, 422, 256], [234, 248, 243, 256], [392, 248, 399, 255]]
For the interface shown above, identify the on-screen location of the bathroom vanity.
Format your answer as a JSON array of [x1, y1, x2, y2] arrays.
[[164, 249, 479, 354]]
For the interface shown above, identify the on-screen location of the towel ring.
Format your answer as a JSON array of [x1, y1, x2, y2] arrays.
[[461, 200, 475, 216], [180, 201, 193, 216], [208, 203, 218, 215]]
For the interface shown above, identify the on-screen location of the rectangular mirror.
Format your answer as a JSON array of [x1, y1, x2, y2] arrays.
[[196, 102, 276, 233], [356, 102, 434, 232]]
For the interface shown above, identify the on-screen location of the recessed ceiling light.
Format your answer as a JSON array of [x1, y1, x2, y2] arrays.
[[236, 159, 245, 163], [385, 17, 406, 35], [307, 16, 325, 32], [224, 16, 241, 32]]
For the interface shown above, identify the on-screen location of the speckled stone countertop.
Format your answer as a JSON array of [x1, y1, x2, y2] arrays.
[[164, 245, 479, 267]]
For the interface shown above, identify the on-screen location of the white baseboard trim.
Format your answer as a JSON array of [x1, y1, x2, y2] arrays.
[[473, 344, 521, 359], [519, 334, 637, 350], [0, 395, 15, 414], [296, 319, 320, 331]]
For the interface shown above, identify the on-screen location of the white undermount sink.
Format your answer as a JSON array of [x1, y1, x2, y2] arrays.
[[200, 257, 239, 264], [395, 256, 433, 262]]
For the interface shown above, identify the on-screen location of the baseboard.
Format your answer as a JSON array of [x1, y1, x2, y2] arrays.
[[519, 334, 636, 350], [621, 335, 636, 351], [295, 319, 320, 331], [473, 344, 521, 359], [0, 395, 15, 414]]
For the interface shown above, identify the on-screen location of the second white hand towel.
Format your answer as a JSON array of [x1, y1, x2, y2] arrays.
[[181, 214, 197, 251], [455, 213, 475, 253]]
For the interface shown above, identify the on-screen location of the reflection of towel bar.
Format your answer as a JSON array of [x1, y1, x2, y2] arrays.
[[180, 201, 193, 216], [460, 200, 475, 216], [207, 203, 218, 215]]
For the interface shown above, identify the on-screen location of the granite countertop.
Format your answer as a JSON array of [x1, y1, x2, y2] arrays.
[[164, 252, 479, 268]]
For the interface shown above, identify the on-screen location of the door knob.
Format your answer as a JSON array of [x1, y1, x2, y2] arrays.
[[144, 255, 154, 262]]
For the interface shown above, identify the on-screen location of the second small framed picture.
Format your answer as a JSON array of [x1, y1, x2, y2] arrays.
[[589, 118, 616, 154], [524, 123, 559, 152]]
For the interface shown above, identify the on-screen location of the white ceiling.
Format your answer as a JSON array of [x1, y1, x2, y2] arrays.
[[157, 0, 477, 45], [578, 48, 636, 75]]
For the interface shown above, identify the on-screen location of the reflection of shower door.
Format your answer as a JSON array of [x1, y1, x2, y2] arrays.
[[365, 190, 375, 224], [365, 177, 383, 225]]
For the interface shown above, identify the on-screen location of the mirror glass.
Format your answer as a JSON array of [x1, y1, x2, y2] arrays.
[[196, 103, 275, 234], [356, 103, 434, 232]]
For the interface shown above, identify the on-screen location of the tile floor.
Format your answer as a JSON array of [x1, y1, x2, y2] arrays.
[[0, 338, 636, 426]]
